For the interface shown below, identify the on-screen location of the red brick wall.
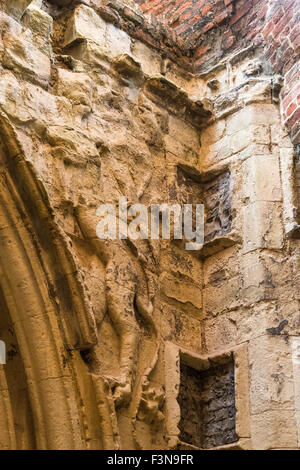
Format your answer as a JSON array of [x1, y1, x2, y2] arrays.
[[136, 0, 266, 67], [135, 0, 300, 143], [262, 0, 300, 144], [136, 0, 235, 34]]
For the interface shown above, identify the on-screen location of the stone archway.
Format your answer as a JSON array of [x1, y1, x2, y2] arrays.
[[0, 111, 94, 449], [0, 282, 36, 449]]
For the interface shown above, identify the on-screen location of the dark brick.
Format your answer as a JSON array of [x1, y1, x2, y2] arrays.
[[178, 359, 237, 449], [201, 3, 213, 16], [273, 10, 294, 39], [133, 28, 160, 48], [282, 46, 296, 66], [136, 0, 298, 82], [191, 0, 206, 13], [293, 32, 300, 51], [290, 25, 300, 43], [262, 19, 275, 38], [215, 10, 228, 24], [222, 32, 235, 49], [229, 1, 252, 27], [286, 105, 300, 126], [202, 21, 215, 34], [180, 9, 193, 21], [176, 1, 193, 15], [195, 44, 210, 57], [189, 13, 202, 25]]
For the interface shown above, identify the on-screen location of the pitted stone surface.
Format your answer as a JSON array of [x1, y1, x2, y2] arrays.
[[0, 0, 298, 451]]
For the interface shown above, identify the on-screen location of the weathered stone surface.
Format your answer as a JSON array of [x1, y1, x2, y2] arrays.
[[243, 202, 284, 253], [22, 4, 53, 56], [242, 155, 282, 203], [2, 0, 33, 20], [2, 32, 51, 86], [174, 166, 233, 245], [0, 0, 298, 452], [251, 410, 298, 450], [249, 335, 296, 415], [63, 4, 107, 47], [160, 272, 202, 311], [55, 68, 93, 106]]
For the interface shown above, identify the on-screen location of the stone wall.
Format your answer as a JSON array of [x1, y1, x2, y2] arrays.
[[0, 0, 299, 450]]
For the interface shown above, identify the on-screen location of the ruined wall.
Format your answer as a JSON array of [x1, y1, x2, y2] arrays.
[[136, 0, 300, 144], [0, 0, 299, 450], [136, 0, 261, 62]]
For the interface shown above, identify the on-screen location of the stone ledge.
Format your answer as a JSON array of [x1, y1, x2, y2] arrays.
[[144, 74, 213, 128], [48, 0, 191, 68]]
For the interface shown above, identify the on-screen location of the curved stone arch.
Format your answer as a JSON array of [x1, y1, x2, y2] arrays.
[[0, 111, 98, 449], [0, 365, 17, 449]]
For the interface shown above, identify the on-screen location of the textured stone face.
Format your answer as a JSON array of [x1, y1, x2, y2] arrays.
[[175, 167, 232, 243], [0, 0, 299, 451]]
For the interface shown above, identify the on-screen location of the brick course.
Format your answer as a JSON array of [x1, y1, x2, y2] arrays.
[[135, 0, 300, 143]]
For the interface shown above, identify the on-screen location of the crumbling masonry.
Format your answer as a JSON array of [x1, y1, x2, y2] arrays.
[[0, 0, 299, 450]]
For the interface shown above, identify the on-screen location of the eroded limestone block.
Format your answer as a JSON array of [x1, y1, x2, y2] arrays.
[[226, 103, 281, 135], [203, 246, 240, 287], [3, 0, 32, 20], [131, 40, 162, 76], [159, 304, 202, 351], [203, 275, 241, 318], [243, 201, 284, 253], [22, 3, 53, 56], [105, 23, 131, 58], [0, 10, 22, 36], [55, 68, 93, 106], [291, 338, 300, 443], [2, 32, 51, 86], [63, 5, 107, 48], [63, 4, 131, 59], [241, 251, 276, 305], [45, 126, 99, 164], [160, 272, 202, 311], [251, 411, 298, 449], [249, 335, 296, 416], [160, 245, 203, 282], [200, 121, 271, 168], [242, 155, 282, 203]]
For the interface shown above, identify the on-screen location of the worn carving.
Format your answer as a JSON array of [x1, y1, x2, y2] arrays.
[[74, 205, 157, 407]]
